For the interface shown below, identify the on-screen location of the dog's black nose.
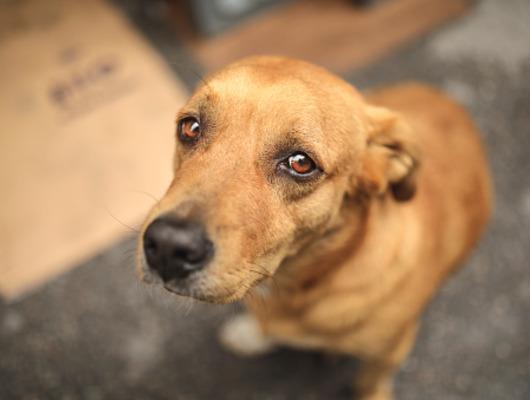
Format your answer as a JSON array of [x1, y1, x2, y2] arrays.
[[143, 216, 214, 282]]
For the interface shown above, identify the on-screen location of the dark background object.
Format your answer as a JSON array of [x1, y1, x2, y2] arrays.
[[185, 0, 291, 35], [172, 0, 470, 75], [351, 0, 378, 6]]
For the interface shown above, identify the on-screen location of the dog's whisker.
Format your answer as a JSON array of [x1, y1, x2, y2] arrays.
[[105, 207, 140, 233], [248, 268, 270, 280], [129, 189, 160, 204], [248, 262, 281, 292], [184, 298, 195, 316]]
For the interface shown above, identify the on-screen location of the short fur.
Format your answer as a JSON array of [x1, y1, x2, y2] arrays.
[[137, 56, 492, 400]]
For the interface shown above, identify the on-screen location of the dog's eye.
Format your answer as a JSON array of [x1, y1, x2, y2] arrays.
[[288, 153, 315, 174], [280, 152, 318, 178], [177, 117, 201, 143]]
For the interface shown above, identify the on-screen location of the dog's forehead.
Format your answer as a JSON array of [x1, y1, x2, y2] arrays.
[[203, 68, 317, 112], [192, 60, 367, 124], [185, 60, 368, 164]]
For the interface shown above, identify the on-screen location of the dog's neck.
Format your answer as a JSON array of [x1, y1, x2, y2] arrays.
[[247, 194, 414, 312], [273, 196, 379, 292]]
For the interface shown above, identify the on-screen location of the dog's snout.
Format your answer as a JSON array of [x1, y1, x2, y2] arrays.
[[143, 216, 214, 282]]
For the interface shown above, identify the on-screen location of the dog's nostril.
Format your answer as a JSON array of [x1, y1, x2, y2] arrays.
[[172, 248, 197, 262], [143, 216, 214, 282], [145, 238, 157, 255]]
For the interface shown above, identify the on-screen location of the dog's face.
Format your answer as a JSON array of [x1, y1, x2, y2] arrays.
[[137, 57, 418, 303]]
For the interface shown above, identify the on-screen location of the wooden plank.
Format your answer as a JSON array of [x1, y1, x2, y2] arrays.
[[181, 0, 470, 74], [0, 0, 188, 301]]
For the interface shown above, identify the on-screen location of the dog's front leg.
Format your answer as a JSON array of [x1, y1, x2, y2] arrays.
[[354, 360, 395, 400], [353, 324, 418, 400]]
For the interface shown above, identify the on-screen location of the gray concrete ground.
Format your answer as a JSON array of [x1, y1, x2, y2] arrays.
[[1, 0, 529, 399]]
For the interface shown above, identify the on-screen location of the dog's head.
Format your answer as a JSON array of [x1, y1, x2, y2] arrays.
[[136, 56, 419, 303]]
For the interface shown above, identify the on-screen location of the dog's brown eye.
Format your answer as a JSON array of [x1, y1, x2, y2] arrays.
[[278, 151, 320, 182], [178, 117, 201, 143], [288, 153, 314, 174], [286, 152, 317, 176]]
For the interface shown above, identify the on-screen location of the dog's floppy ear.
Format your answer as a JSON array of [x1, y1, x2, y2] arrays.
[[360, 105, 420, 202]]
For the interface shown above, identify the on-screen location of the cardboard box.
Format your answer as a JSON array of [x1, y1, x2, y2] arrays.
[[0, 0, 188, 300]]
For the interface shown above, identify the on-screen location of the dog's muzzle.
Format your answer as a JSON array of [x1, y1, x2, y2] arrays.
[[143, 215, 214, 283]]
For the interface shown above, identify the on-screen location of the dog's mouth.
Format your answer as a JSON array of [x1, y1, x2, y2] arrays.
[[161, 276, 259, 304], [139, 255, 267, 304], [162, 282, 239, 303]]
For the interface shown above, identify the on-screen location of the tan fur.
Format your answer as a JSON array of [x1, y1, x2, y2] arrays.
[[137, 56, 492, 399]]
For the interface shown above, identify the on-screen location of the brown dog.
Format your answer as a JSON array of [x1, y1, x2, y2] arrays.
[[136, 56, 491, 399]]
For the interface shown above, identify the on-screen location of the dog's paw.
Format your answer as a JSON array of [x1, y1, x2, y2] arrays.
[[219, 314, 276, 357]]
